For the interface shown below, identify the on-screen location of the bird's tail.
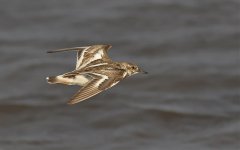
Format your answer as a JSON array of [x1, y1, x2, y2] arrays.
[[46, 76, 58, 84]]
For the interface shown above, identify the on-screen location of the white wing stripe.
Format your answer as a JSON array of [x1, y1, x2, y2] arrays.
[[76, 45, 111, 69], [76, 46, 90, 69], [85, 63, 108, 68], [91, 73, 109, 87], [79, 51, 104, 69]]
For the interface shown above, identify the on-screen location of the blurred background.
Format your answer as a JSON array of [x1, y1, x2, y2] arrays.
[[0, 0, 239, 150]]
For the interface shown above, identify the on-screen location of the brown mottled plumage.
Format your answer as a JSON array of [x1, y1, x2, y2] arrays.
[[46, 45, 147, 105]]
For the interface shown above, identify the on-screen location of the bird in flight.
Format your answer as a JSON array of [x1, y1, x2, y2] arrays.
[[46, 45, 147, 105]]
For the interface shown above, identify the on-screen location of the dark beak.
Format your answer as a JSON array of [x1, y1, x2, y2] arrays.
[[139, 69, 148, 74]]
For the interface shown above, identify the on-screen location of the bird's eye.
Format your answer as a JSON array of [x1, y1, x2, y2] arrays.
[[132, 66, 136, 69]]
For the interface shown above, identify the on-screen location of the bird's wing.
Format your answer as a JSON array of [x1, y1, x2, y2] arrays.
[[67, 73, 106, 105], [47, 47, 89, 53], [47, 46, 90, 69], [67, 69, 125, 105], [76, 45, 112, 70], [47, 45, 112, 70]]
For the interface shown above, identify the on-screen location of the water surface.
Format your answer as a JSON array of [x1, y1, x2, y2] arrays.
[[0, 0, 239, 150]]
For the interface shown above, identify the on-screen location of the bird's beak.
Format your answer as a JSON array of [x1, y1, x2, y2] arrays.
[[139, 69, 148, 74]]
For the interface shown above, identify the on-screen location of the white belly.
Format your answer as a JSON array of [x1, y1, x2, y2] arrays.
[[73, 75, 90, 86]]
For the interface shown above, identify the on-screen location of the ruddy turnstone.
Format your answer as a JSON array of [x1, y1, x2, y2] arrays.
[[46, 45, 147, 105]]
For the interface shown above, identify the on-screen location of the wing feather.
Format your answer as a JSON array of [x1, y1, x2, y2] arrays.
[[67, 69, 124, 105], [47, 45, 112, 70], [98, 69, 125, 90], [47, 47, 89, 53], [67, 73, 107, 104], [76, 45, 112, 69]]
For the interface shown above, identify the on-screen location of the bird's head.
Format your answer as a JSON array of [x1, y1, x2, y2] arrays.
[[122, 62, 148, 76]]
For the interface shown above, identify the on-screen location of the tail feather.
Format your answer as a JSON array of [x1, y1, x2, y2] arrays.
[[46, 76, 58, 84]]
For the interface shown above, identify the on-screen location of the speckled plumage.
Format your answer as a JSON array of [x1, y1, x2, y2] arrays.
[[46, 44, 147, 105]]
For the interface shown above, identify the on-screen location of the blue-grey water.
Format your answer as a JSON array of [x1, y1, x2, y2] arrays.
[[0, 0, 239, 150]]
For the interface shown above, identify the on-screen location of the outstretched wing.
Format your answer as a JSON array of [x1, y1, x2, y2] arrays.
[[47, 47, 89, 53], [47, 46, 90, 69], [67, 69, 125, 105], [67, 73, 106, 104], [76, 45, 112, 69], [47, 45, 112, 70]]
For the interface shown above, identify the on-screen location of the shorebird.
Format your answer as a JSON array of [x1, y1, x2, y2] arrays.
[[46, 45, 147, 105]]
